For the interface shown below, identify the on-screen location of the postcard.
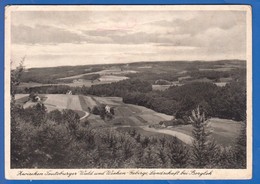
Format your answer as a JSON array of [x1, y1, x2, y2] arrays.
[[5, 5, 252, 179]]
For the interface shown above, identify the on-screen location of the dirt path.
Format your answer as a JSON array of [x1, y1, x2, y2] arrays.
[[80, 111, 90, 120], [141, 126, 194, 145]]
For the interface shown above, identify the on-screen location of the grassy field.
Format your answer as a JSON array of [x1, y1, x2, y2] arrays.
[[53, 68, 137, 87], [15, 95, 29, 106], [169, 118, 242, 146], [99, 75, 128, 82], [18, 94, 83, 112], [152, 85, 171, 91], [199, 68, 234, 72], [19, 80, 113, 88], [58, 68, 137, 80], [92, 96, 121, 106], [78, 95, 97, 111], [87, 114, 107, 127], [214, 82, 227, 87], [110, 102, 174, 126], [44, 94, 70, 110]]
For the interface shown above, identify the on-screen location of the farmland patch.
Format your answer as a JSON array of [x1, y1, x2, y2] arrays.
[[99, 75, 129, 82], [152, 85, 171, 91], [214, 82, 227, 87], [111, 117, 140, 126], [153, 112, 174, 121], [58, 69, 137, 80], [66, 95, 82, 111], [92, 96, 121, 106], [85, 114, 107, 127], [15, 95, 29, 105], [142, 126, 194, 145], [169, 118, 242, 146], [15, 94, 29, 100], [78, 95, 97, 111], [138, 114, 165, 124]]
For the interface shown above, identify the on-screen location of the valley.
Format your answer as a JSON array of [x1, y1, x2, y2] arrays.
[[15, 93, 242, 146], [12, 59, 247, 169]]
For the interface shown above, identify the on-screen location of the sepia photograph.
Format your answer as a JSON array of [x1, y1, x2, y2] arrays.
[[5, 5, 252, 179]]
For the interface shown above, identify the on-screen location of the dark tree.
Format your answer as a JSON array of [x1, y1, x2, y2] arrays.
[[190, 107, 218, 168], [166, 142, 189, 168]]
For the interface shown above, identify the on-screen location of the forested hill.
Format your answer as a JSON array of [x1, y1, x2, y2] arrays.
[[123, 81, 246, 121], [16, 60, 246, 121]]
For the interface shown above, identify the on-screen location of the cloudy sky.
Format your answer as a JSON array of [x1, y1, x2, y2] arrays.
[[10, 8, 247, 68]]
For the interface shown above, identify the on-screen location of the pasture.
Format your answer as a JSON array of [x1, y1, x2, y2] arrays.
[[16, 94, 100, 113], [92, 96, 122, 106], [99, 75, 128, 82], [169, 118, 243, 146], [152, 85, 171, 91], [110, 102, 175, 126], [15, 94, 29, 106], [58, 68, 136, 80], [87, 114, 107, 127], [78, 95, 97, 111]]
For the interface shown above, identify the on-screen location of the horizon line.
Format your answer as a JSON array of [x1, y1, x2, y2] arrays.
[[21, 59, 246, 70]]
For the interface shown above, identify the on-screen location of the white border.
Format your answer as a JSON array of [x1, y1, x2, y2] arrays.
[[4, 5, 252, 180]]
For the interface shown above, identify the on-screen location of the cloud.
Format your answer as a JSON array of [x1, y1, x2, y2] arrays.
[[152, 11, 246, 36], [11, 24, 87, 44], [83, 30, 173, 44], [11, 24, 116, 45], [11, 11, 93, 27], [10, 9, 247, 68]]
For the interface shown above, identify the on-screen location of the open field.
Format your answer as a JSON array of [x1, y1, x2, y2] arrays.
[[78, 95, 97, 111], [169, 118, 242, 146], [19, 80, 113, 88], [152, 85, 172, 91], [99, 75, 128, 82], [58, 68, 137, 80], [214, 82, 227, 87], [87, 114, 107, 127], [110, 102, 175, 126], [16, 94, 90, 118], [199, 67, 235, 72], [44, 94, 71, 110], [15, 95, 29, 105], [142, 126, 194, 145], [15, 94, 29, 100], [92, 96, 122, 106]]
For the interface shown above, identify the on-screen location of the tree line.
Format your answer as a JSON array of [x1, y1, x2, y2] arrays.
[[123, 81, 246, 121], [16, 76, 246, 121]]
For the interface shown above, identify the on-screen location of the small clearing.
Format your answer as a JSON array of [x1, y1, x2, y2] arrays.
[[152, 85, 171, 91], [99, 75, 129, 82]]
